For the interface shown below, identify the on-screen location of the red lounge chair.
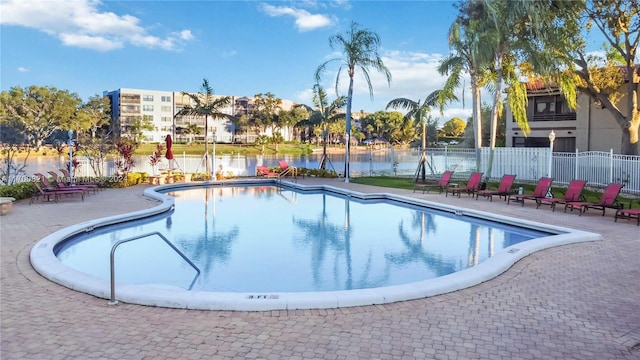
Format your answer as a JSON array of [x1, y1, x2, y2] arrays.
[[446, 172, 483, 198], [537, 180, 587, 211], [565, 183, 624, 216], [256, 165, 279, 178], [48, 171, 98, 194], [507, 177, 554, 206], [476, 174, 516, 201], [615, 203, 640, 226], [58, 168, 104, 189], [414, 171, 454, 194], [30, 180, 85, 204]]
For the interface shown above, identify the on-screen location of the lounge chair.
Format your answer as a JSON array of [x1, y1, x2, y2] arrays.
[[414, 171, 454, 194], [476, 174, 516, 201], [256, 165, 279, 178], [564, 183, 624, 216], [615, 200, 640, 226], [35, 172, 90, 197], [507, 177, 554, 206], [48, 171, 98, 194], [536, 180, 587, 211], [58, 168, 104, 189], [445, 172, 483, 198], [30, 180, 85, 204]]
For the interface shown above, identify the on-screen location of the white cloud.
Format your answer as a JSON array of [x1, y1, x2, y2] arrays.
[[17, 66, 29, 73], [0, 0, 194, 51], [294, 88, 314, 105], [259, 3, 334, 31], [314, 49, 473, 118]]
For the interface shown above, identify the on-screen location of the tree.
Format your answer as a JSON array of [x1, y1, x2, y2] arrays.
[[250, 92, 282, 134], [442, 117, 467, 137], [74, 94, 111, 139], [386, 90, 454, 180], [439, 1, 492, 171], [183, 122, 201, 145], [576, 0, 639, 154], [295, 84, 346, 169], [315, 21, 392, 182], [123, 116, 154, 145], [175, 79, 233, 176], [0, 85, 82, 150]]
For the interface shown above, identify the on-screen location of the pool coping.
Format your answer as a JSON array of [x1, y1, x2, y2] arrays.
[[30, 179, 603, 311]]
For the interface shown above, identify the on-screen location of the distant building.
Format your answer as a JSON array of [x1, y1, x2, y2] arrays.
[[505, 74, 639, 154], [103, 88, 296, 143]]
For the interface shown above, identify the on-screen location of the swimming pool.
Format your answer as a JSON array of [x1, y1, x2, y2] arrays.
[[30, 180, 602, 311]]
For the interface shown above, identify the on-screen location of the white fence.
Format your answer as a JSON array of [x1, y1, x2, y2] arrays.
[[7, 147, 640, 195]]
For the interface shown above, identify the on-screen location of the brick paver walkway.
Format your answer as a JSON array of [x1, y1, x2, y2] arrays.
[[1, 179, 639, 359]]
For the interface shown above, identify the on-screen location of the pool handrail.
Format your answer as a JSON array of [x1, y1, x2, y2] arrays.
[[109, 231, 201, 305]]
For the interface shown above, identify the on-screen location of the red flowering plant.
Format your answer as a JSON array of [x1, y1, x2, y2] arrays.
[[148, 143, 164, 175], [114, 139, 135, 178]]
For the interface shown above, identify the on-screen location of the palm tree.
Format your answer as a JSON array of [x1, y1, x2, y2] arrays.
[[315, 21, 392, 182], [175, 79, 233, 177], [438, 4, 493, 172], [295, 84, 346, 169], [386, 90, 455, 181]]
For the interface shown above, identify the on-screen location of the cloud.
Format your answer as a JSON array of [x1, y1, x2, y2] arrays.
[[17, 66, 29, 73], [313, 49, 474, 119], [0, 0, 194, 51], [259, 3, 334, 31]]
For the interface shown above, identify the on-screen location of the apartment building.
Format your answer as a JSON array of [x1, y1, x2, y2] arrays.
[[104, 88, 296, 143], [505, 77, 639, 154]]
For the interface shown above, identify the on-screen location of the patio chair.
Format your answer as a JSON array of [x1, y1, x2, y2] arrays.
[[564, 183, 624, 216], [35, 172, 90, 197], [445, 172, 483, 198], [507, 177, 554, 206], [614, 200, 640, 226], [536, 180, 587, 211], [476, 174, 516, 201], [256, 165, 279, 178], [30, 180, 85, 204], [58, 168, 104, 189], [48, 171, 98, 194], [413, 171, 454, 194]]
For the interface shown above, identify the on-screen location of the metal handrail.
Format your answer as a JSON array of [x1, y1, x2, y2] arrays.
[[278, 166, 297, 181], [108, 231, 200, 305]]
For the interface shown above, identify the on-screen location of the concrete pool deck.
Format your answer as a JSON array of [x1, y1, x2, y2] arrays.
[[1, 178, 639, 359]]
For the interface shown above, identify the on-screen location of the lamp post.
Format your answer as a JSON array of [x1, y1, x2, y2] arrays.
[[547, 130, 555, 177], [547, 130, 555, 198], [68, 130, 75, 186]]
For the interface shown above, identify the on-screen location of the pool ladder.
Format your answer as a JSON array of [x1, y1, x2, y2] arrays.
[[108, 231, 201, 305]]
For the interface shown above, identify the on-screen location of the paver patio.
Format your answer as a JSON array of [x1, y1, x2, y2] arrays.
[[1, 178, 639, 359]]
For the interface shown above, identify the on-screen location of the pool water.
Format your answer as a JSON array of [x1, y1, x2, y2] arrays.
[[55, 185, 551, 293]]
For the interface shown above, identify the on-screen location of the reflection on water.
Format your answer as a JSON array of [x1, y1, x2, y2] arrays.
[[56, 185, 551, 292]]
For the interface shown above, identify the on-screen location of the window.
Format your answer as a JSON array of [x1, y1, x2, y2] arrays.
[[142, 105, 154, 111], [143, 95, 154, 101], [161, 106, 172, 112], [143, 115, 154, 122], [161, 96, 171, 102], [121, 105, 140, 113], [161, 116, 172, 122], [531, 94, 576, 121]]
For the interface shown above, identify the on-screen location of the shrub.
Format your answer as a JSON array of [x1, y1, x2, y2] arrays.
[[0, 181, 36, 201]]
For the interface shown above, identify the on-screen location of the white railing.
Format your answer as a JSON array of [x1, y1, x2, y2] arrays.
[[10, 147, 640, 195]]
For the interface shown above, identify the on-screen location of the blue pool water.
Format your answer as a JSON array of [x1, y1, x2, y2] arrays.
[[55, 185, 552, 293]]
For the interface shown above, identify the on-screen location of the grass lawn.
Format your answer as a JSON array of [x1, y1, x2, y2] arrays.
[[350, 176, 639, 209]]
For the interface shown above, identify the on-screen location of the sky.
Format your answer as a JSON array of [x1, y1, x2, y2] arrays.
[[0, 0, 608, 123]]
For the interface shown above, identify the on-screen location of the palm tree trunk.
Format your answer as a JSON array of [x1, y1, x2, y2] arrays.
[[204, 115, 210, 177], [344, 77, 354, 182], [485, 55, 504, 182], [471, 73, 483, 172]]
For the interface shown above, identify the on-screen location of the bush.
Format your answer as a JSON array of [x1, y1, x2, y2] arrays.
[[0, 181, 36, 201]]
